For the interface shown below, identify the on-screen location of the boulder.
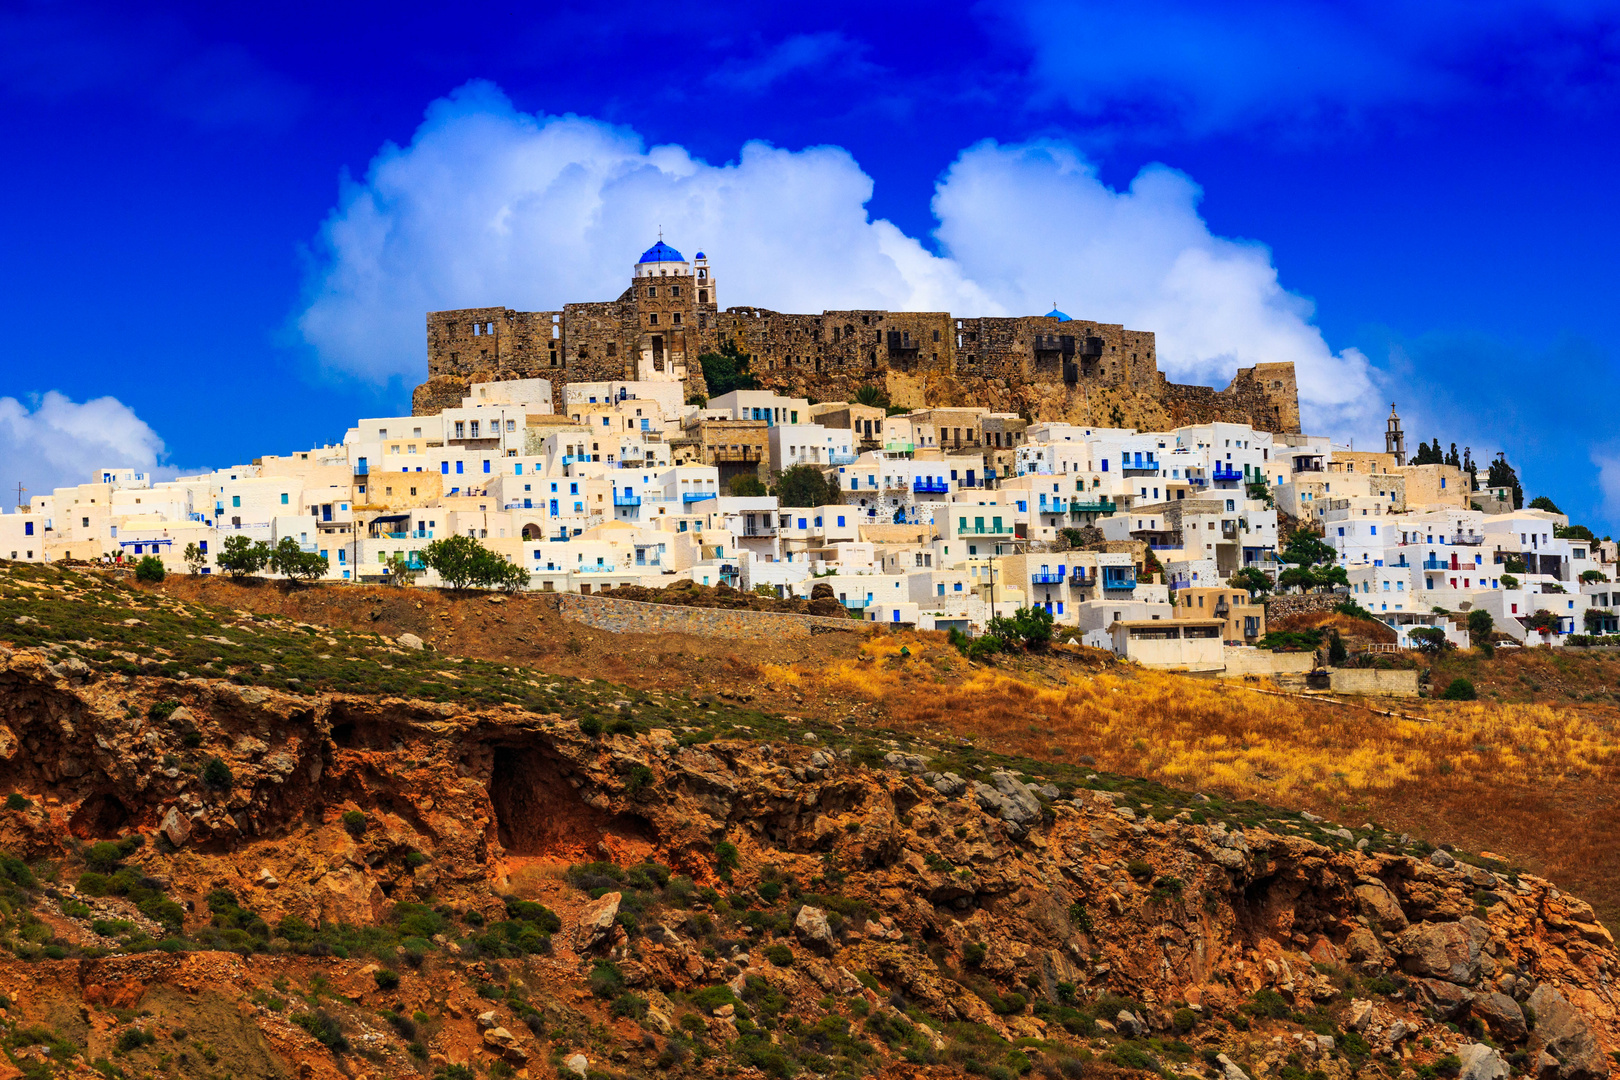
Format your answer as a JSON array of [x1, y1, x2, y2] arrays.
[[1115, 1010, 1144, 1037], [1458, 1043, 1510, 1080], [1429, 849, 1457, 868], [1525, 986, 1607, 1080], [563, 1054, 589, 1078], [1215, 1054, 1251, 1080], [1396, 917, 1489, 984], [1413, 978, 1474, 1019], [1344, 927, 1384, 963], [794, 905, 835, 954], [159, 805, 192, 848], [930, 772, 967, 797], [396, 632, 425, 650], [482, 1027, 527, 1062], [1471, 992, 1528, 1043], [1345, 1000, 1374, 1032], [1353, 883, 1409, 930], [576, 891, 622, 951], [972, 771, 1043, 832], [810, 583, 836, 601]]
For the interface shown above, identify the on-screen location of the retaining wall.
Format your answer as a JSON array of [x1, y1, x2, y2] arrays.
[[1219, 647, 1317, 679], [1264, 593, 1346, 620], [553, 594, 867, 639], [1327, 668, 1421, 697]]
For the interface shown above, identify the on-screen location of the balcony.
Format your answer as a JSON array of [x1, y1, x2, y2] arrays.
[[1030, 571, 1066, 584], [576, 564, 623, 573], [613, 493, 642, 507], [742, 525, 777, 537], [884, 441, 915, 454], [1069, 569, 1091, 585], [1069, 499, 1117, 513], [1221, 525, 1239, 540], [958, 524, 1014, 535], [1122, 462, 1160, 477], [1213, 465, 1244, 482], [682, 491, 717, 504], [828, 452, 857, 465], [380, 531, 407, 540], [913, 479, 949, 494], [1102, 569, 1137, 591], [1448, 534, 1484, 546], [353, 463, 369, 476], [1422, 558, 1448, 571]]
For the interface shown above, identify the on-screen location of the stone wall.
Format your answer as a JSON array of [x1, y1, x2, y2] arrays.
[[1264, 593, 1347, 620], [1327, 668, 1421, 697], [553, 594, 867, 639], [416, 261, 1302, 432]]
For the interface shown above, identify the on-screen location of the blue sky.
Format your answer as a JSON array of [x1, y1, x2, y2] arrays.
[[2, 1, 1619, 528]]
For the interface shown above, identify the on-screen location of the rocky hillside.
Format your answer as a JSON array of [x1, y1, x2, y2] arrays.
[[0, 564, 1613, 1080]]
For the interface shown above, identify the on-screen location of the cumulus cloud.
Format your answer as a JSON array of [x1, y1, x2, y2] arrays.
[[0, 392, 167, 499], [297, 80, 1373, 434]]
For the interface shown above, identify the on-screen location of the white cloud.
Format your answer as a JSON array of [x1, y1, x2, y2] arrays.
[[298, 81, 1374, 435], [1593, 444, 1620, 523], [0, 391, 167, 500]]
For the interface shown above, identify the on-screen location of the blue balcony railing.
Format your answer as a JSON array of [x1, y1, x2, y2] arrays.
[[829, 453, 857, 465], [613, 493, 642, 507], [914, 479, 949, 494], [354, 463, 369, 476], [1102, 569, 1137, 590], [683, 491, 717, 504], [1069, 570, 1090, 585], [1070, 499, 1117, 513], [1213, 465, 1243, 482], [1030, 571, 1065, 584], [1422, 558, 1448, 570], [576, 565, 622, 573]]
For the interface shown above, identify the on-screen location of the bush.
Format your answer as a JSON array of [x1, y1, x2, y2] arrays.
[[134, 556, 165, 583], [373, 968, 401, 991], [341, 810, 367, 836], [4, 793, 27, 811], [763, 943, 794, 966], [201, 756, 233, 789], [1440, 677, 1477, 701], [293, 1009, 349, 1051]]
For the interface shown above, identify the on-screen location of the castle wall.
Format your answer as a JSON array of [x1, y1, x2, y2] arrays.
[[418, 255, 1301, 434]]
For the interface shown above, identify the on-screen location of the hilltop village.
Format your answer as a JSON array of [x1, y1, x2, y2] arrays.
[[4, 243, 1613, 670]]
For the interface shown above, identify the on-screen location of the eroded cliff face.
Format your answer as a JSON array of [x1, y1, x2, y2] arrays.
[[0, 645, 1613, 1080]]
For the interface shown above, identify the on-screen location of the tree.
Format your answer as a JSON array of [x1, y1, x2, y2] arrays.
[[1445, 442, 1461, 468], [772, 464, 840, 508], [134, 556, 165, 583], [1528, 495, 1563, 515], [1410, 627, 1451, 654], [1278, 528, 1336, 570], [420, 534, 528, 591], [1413, 439, 1444, 466], [728, 474, 767, 497], [1462, 447, 1478, 491], [1486, 453, 1524, 509], [1555, 522, 1594, 543], [1276, 528, 1343, 592], [183, 543, 207, 575], [216, 535, 271, 580], [1229, 566, 1273, 598], [852, 384, 890, 410], [697, 339, 757, 398], [1584, 608, 1613, 635], [269, 537, 328, 583], [987, 606, 1055, 652], [1327, 631, 1348, 665], [1466, 608, 1494, 648], [383, 553, 418, 586], [1580, 569, 1610, 584], [1499, 573, 1519, 590]]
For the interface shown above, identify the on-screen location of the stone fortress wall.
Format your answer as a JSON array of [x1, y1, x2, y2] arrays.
[[411, 244, 1301, 434]]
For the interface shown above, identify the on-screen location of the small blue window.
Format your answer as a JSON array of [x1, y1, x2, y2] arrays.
[[892, 610, 901, 623], [280, 493, 288, 504], [515, 463, 523, 474], [954, 582, 962, 592], [837, 516, 846, 527], [1101, 459, 1109, 471], [798, 518, 807, 529], [1370, 525, 1377, 535], [570, 483, 578, 495], [232, 496, 240, 507], [23, 522, 32, 536], [483, 460, 491, 473], [441, 462, 449, 474], [199, 540, 207, 553]]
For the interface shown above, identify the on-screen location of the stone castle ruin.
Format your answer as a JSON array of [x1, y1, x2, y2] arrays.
[[411, 241, 1301, 432]]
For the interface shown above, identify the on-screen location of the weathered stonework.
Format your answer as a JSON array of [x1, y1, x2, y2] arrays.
[[415, 252, 1300, 432], [554, 593, 865, 638]]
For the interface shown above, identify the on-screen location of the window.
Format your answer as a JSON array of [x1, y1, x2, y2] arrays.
[[23, 522, 32, 536], [649, 313, 659, 326], [456, 461, 463, 474], [483, 460, 491, 474], [232, 496, 240, 508]]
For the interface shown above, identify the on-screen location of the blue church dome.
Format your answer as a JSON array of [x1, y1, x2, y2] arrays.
[[1045, 307, 1071, 322], [694, 251, 706, 259], [638, 241, 686, 264]]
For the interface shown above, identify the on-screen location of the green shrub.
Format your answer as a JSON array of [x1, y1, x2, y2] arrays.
[[115, 1027, 156, 1053], [374, 968, 400, 991], [147, 700, 180, 722], [292, 1009, 349, 1051], [134, 556, 166, 583], [624, 764, 654, 794], [341, 810, 367, 836], [201, 756, 233, 790], [963, 942, 987, 966], [1440, 677, 1478, 701], [579, 715, 604, 737], [763, 943, 794, 966], [588, 961, 624, 998], [5, 793, 29, 811]]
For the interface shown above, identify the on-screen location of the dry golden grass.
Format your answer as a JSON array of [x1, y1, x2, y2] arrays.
[[759, 631, 1620, 921]]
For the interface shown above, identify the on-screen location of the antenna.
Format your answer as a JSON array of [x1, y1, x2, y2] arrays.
[[13, 482, 23, 511]]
